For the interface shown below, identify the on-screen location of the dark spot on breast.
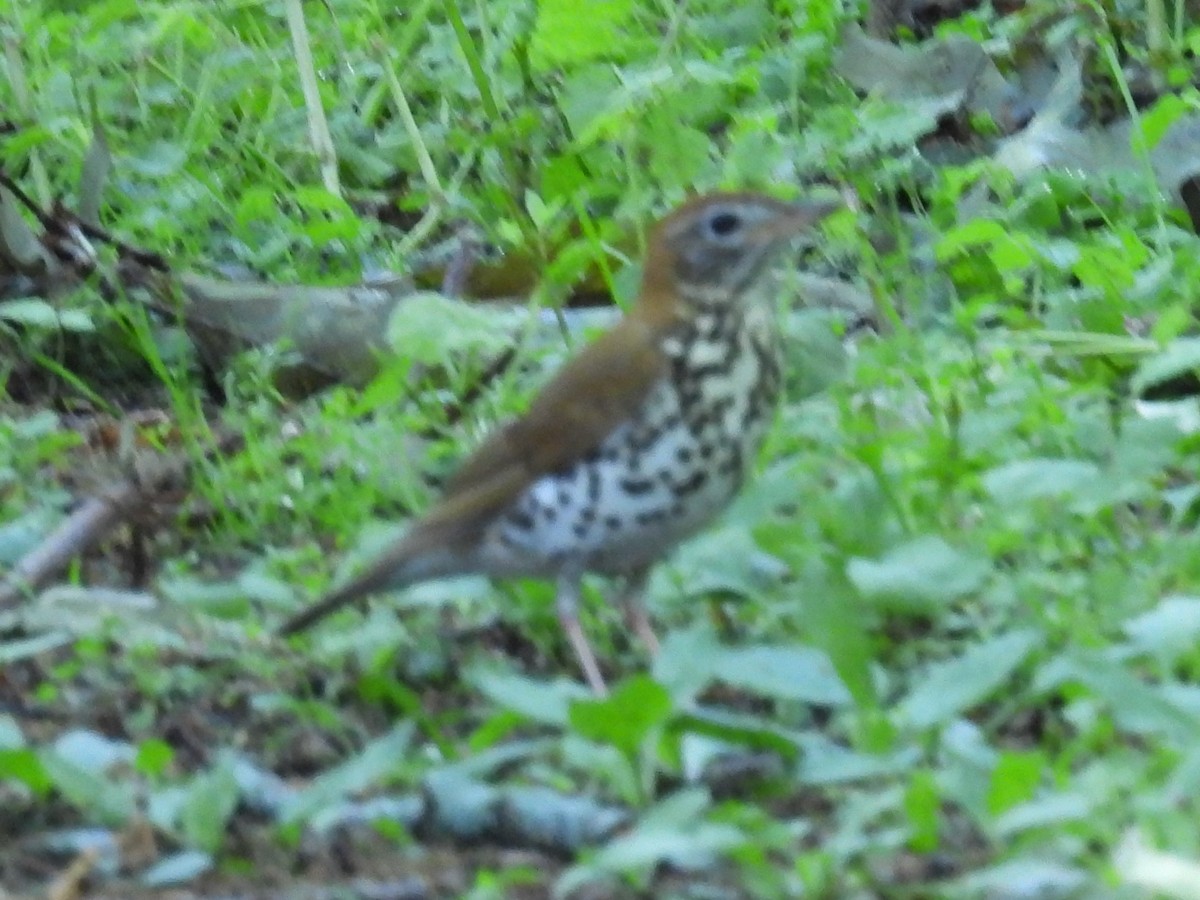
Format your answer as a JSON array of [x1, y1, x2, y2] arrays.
[[507, 509, 534, 531], [718, 447, 743, 476], [619, 477, 656, 496], [674, 470, 708, 496], [636, 509, 668, 525], [630, 425, 663, 451]]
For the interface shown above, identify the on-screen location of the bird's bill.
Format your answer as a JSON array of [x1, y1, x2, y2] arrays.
[[757, 194, 844, 240]]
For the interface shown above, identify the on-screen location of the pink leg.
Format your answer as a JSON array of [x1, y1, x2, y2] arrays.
[[556, 574, 608, 696], [619, 568, 659, 656]]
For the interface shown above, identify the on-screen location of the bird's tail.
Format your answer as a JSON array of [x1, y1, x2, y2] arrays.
[[276, 525, 475, 637]]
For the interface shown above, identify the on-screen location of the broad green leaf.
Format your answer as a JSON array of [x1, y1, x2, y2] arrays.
[[0, 749, 51, 794], [469, 669, 585, 727], [530, 0, 636, 70], [1124, 595, 1200, 659], [556, 789, 743, 896], [712, 644, 852, 706], [797, 733, 921, 785], [1139, 93, 1189, 149], [180, 756, 239, 853], [569, 675, 672, 756], [41, 751, 135, 826], [660, 525, 787, 599], [280, 723, 414, 825], [126, 140, 187, 177], [140, 850, 213, 887], [0, 716, 24, 749], [0, 298, 94, 332], [671, 707, 799, 760], [0, 631, 74, 663], [1035, 654, 1200, 744], [54, 730, 135, 772], [652, 625, 722, 703], [897, 630, 1040, 729], [986, 751, 1044, 816], [903, 769, 940, 851], [847, 535, 990, 609], [992, 791, 1091, 837], [981, 458, 1101, 504], [956, 859, 1089, 896], [135, 740, 175, 778], [1132, 337, 1200, 395]]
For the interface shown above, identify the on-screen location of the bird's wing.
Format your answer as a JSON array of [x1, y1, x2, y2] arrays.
[[435, 315, 670, 514]]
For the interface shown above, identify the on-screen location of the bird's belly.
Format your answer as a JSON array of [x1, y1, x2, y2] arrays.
[[480, 358, 776, 577]]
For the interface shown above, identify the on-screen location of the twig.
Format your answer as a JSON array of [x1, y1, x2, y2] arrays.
[[0, 169, 168, 271], [0, 430, 244, 612]]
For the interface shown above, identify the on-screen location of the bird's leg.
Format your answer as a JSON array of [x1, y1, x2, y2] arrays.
[[555, 571, 608, 696], [617, 566, 659, 656]]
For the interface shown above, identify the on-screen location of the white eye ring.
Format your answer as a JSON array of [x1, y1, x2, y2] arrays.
[[707, 210, 742, 238]]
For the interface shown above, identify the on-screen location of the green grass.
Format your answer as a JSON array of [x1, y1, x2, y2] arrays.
[[3, 0, 1200, 896]]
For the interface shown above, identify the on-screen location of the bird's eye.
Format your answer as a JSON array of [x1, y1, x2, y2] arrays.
[[707, 210, 742, 238]]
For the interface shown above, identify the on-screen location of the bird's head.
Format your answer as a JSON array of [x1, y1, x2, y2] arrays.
[[641, 191, 840, 313]]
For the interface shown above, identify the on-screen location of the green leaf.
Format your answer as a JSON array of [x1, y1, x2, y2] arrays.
[[1139, 93, 1189, 150], [986, 750, 1044, 815], [935, 217, 1008, 260], [644, 119, 712, 190], [1132, 337, 1200, 395], [992, 791, 1092, 837], [1124, 595, 1200, 661], [0, 716, 24, 750], [569, 675, 673, 756], [0, 298, 94, 332], [670, 707, 799, 760], [557, 789, 744, 895], [140, 850, 213, 887], [180, 756, 239, 853], [897, 630, 1040, 729], [1035, 654, 1200, 744], [904, 769, 940, 852], [41, 751, 135, 826], [126, 140, 187, 177], [0, 749, 51, 794], [470, 669, 584, 727], [661, 525, 787, 598], [711, 644, 852, 706], [530, 0, 636, 71], [847, 535, 990, 609], [0, 631, 74, 663], [280, 724, 414, 825], [981, 458, 1101, 505], [135, 739, 175, 778], [652, 625, 722, 702]]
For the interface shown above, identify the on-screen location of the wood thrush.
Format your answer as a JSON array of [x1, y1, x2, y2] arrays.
[[279, 191, 840, 693]]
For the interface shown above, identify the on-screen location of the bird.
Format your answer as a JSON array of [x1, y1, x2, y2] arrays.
[[278, 190, 841, 694]]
